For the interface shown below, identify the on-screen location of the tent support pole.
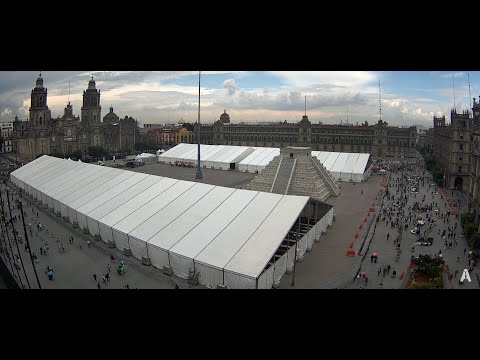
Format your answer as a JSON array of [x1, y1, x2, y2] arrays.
[[291, 216, 300, 287]]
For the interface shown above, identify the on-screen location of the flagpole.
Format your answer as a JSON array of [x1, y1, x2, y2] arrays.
[[195, 71, 203, 180]]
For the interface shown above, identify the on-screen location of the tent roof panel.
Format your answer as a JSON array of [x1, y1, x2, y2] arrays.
[[153, 189, 259, 258], [129, 183, 215, 241], [68, 171, 135, 210], [88, 175, 161, 221], [100, 177, 178, 226], [113, 180, 196, 234], [193, 192, 283, 269], [224, 195, 309, 278], [56, 167, 118, 203], [46, 164, 102, 198], [147, 186, 236, 250], [76, 172, 146, 215]]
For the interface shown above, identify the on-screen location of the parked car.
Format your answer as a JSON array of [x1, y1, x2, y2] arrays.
[[414, 237, 433, 246]]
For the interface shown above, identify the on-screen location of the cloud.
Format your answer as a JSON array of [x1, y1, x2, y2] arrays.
[[440, 72, 465, 78], [269, 71, 378, 88], [223, 79, 239, 95]]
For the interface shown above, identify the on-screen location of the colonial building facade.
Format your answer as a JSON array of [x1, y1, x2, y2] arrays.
[[468, 99, 480, 213], [432, 110, 472, 191], [195, 111, 417, 158], [13, 74, 140, 160]]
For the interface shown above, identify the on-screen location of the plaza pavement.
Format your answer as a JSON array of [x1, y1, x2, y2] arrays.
[[279, 174, 385, 288], [279, 163, 479, 289], [0, 183, 191, 289]]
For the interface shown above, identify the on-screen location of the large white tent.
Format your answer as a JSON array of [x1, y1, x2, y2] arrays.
[[159, 144, 370, 179], [11, 155, 334, 289], [311, 151, 371, 182], [238, 147, 280, 174], [159, 143, 261, 171]]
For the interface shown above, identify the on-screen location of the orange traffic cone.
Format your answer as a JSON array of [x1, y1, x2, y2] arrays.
[[399, 271, 405, 280]]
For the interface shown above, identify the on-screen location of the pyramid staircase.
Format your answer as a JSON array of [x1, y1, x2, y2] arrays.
[[245, 147, 340, 202]]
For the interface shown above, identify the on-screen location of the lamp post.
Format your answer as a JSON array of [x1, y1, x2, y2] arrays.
[[195, 71, 203, 180]]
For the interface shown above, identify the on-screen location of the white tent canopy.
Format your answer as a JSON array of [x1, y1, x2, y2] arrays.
[[10, 155, 336, 289], [159, 144, 370, 179], [312, 151, 371, 182], [159, 143, 258, 171]]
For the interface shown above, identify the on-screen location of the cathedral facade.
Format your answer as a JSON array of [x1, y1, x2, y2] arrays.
[[13, 74, 140, 161]]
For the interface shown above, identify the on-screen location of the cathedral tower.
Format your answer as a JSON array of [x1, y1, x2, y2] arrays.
[[29, 72, 52, 127], [81, 76, 101, 125]]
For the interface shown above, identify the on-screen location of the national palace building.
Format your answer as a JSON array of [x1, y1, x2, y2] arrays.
[[195, 110, 417, 158]]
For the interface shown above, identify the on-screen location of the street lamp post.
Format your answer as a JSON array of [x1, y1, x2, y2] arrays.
[[195, 71, 203, 180]]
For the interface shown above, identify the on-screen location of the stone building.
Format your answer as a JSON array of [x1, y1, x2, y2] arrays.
[[13, 74, 139, 160], [195, 111, 417, 158], [468, 98, 480, 213], [432, 109, 472, 190]]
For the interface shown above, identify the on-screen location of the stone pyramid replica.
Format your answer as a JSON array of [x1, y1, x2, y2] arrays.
[[244, 147, 341, 202]]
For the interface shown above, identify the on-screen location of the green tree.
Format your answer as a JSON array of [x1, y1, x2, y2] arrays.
[[88, 146, 107, 159], [67, 150, 83, 160], [135, 142, 148, 152], [412, 254, 444, 278], [464, 222, 477, 240], [469, 232, 480, 250], [461, 213, 475, 228]]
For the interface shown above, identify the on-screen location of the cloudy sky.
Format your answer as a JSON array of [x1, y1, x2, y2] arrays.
[[0, 71, 478, 128]]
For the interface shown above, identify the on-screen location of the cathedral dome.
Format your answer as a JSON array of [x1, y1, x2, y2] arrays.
[[88, 76, 96, 90], [220, 110, 230, 124]]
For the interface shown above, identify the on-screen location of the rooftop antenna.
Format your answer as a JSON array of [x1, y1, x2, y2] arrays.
[[347, 104, 349, 124], [452, 74, 456, 110], [468, 72, 472, 109], [305, 94, 307, 116], [378, 80, 382, 121], [68, 81, 71, 104]]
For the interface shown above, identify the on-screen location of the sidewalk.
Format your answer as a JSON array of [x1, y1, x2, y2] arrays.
[[0, 183, 194, 289]]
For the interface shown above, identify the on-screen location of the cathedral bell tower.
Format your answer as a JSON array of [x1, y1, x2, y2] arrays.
[[29, 72, 52, 127], [81, 76, 101, 125]]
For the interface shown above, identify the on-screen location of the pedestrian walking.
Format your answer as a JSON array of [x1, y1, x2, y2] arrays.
[[57, 243, 61, 253], [377, 268, 381, 276], [40, 246, 43, 255], [102, 275, 107, 285], [107, 263, 111, 273], [97, 282, 101, 289], [110, 253, 115, 263], [105, 273, 110, 282], [61, 243, 64, 253], [36, 212, 38, 219], [93, 273, 97, 281], [87, 240, 91, 248], [387, 264, 391, 274], [125, 284, 130, 289]]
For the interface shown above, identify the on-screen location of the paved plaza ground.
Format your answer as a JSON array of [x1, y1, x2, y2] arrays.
[[130, 162, 256, 189], [0, 183, 190, 289], [1, 155, 478, 289], [280, 164, 479, 289]]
